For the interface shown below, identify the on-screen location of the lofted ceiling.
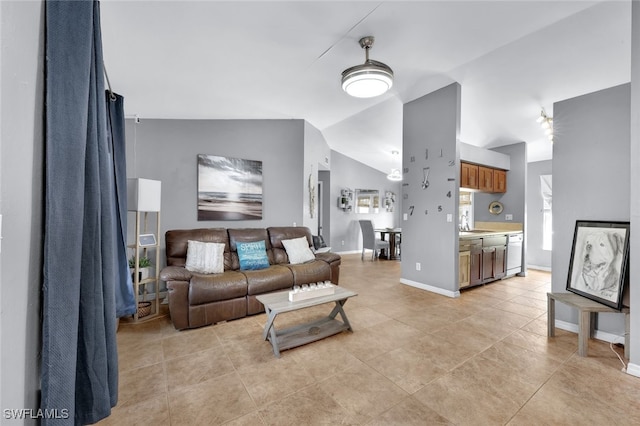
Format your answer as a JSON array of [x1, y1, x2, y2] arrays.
[[100, 0, 631, 174]]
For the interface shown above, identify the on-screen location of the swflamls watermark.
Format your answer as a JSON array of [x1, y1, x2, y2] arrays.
[[3, 408, 70, 420]]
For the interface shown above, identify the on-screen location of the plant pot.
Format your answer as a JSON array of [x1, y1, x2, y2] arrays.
[[130, 267, 154, 282]]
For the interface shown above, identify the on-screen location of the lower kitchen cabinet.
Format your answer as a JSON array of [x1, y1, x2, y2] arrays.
[[459, 251, 471, 288], [469, 246, 483, 286], [460, 235, 508, 289]]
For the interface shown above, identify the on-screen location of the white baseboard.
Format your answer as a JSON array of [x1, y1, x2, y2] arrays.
[[334, 250, 362, 255], [528, 265, 552, 272], [399, 278, 460, 298], [626, 362, 640, 378], [555, 319, 626, 344]]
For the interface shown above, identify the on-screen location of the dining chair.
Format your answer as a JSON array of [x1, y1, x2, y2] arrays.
[[358, 220, 390, 260]]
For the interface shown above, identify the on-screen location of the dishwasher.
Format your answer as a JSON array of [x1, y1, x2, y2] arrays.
[[506, 233, 523, 276]]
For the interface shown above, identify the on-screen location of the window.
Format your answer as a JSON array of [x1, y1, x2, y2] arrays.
[[540, 175, 552, 250]]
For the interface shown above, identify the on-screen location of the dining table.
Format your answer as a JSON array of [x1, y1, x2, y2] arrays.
[[374, 228, 402, 260]]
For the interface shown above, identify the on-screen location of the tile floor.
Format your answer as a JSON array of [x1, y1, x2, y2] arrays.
[[100, 254, 639, 425]]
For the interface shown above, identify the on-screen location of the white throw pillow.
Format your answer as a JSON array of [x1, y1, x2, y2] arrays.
[[282, 236, 316, 265], [185, 240, 225, 274]]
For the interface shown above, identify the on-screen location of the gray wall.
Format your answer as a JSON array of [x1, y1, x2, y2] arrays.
[[475, 142, 527, 225], [401, 83, 461, 295], [552, 83, 630, 338], [303, 121, 332, 233], [329, 151, 401, 252], [526, 160, 552, 270], [629, 1, 640, 372], [125, 118, 307, 266], [0, 0, 44, 420]]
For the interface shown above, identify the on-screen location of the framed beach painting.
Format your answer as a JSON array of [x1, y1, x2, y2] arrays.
[[566, 220, 630, 310], [197, 154, 263, 221]]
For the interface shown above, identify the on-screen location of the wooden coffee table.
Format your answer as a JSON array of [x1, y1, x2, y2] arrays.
[[256, 286, 357, 357]]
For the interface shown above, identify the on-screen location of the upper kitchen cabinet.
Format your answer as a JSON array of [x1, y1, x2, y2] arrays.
[[461, 162, 479, 189], [478, 166, 494, 192], [460, 161, 507, 193], [493, 169, 507, 193]]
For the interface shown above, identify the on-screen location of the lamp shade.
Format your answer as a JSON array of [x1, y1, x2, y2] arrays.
[[127, 178, 161, 212], [341, 61, 393, 98]]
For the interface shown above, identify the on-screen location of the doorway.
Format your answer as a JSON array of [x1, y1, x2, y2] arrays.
[[318, 170, 330, 242]]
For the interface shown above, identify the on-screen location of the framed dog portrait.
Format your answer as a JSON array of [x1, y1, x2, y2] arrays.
[[566, 220, 630, 310]]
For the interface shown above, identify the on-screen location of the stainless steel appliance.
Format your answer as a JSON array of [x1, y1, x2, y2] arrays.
[[506, 233, 523, 276]]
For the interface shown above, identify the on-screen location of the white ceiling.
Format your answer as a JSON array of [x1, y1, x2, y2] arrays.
[[100, 0, 631, 174]]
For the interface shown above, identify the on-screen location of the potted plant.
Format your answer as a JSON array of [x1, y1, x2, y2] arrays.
[[129, 256, 153, 281]]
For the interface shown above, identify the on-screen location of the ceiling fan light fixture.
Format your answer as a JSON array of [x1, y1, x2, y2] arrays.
[[342, 36, 394, 98], [387, 168, 402, 181]]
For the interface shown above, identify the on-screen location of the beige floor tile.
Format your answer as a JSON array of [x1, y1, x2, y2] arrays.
[[117, 362, 166, 406], [414, 371, 521, 425], [366, 347, 448, 393], [165, 345, 235, 391], [236, 356, 316, 407], [169, 372, 256, 425], [289, 338, 362, 381], [502, 329, 576, 362], [258, 383, 356, 425], [318, 362, 408, 418], [161, 325, 220, 360], [117, 339, 164, 372], [96, 394, 170, 425], [369, 396, 455, 425], [507, 383, 634, 425]]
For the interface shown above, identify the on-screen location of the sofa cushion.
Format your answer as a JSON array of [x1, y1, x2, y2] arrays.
[[285, 259, 332, 284], [281, 236, 316, 264], [185, 240, 225, 274], [268, 227, 314, 265], [237, 240, 270, 270], [189, 271, 248, 305], [228, 228, 274, 270], [243, 265, 294, 295], [165, 228, 231, 269]]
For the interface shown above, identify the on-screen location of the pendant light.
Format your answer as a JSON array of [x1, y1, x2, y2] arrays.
[[341, 36, 394, 98]]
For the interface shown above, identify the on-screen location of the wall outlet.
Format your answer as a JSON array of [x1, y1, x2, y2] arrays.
[[341, 240, 345, 246], [505, 214, 513, 221], [446, 213, 453, 222], [403, 213, 408, 221], [416, 262, 421, 271]]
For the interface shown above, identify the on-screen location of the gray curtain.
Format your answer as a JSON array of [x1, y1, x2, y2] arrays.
[[107, 91, 137, 318], [42, 0, 129, 423]]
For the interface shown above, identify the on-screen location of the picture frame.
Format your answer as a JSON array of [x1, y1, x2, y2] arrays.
[[566, 220, 630, 310], [197, 154, 263, 221]]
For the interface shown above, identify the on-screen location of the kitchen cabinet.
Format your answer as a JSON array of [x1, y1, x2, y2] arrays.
[[460, 238, 483, 287], [459, 251, 471, 288], [469, 246, 483, 286], [478, 166, 494, 192], [460, 162, 478, 189], [460, 161, 507, 193], [493, 169, 507, 193], [460, 234, 507, 289]]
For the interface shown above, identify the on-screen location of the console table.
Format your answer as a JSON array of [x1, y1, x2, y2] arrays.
[[547, 292, 630, 358], [256, 286, 357, 357]]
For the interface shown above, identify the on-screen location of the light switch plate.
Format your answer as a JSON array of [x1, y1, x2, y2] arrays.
[[505, 214, 513, 221], [403, 213, 408, 221]]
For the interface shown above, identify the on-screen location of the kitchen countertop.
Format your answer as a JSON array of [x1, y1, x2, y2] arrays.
[[459, 229, 523, 239]]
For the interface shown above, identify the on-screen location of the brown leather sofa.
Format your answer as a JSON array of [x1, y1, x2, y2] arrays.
[[159, 226, 341, 330]]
